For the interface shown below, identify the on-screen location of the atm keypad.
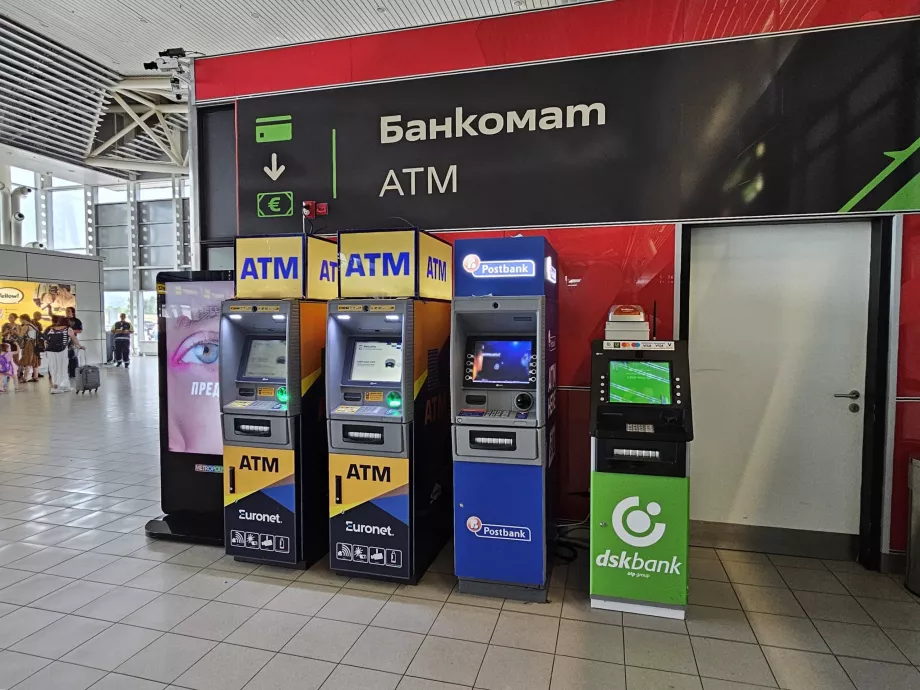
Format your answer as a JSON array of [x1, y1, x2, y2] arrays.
[[485, 410, 512, 418]]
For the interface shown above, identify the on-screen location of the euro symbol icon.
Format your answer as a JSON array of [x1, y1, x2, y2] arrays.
[[256, 191, 294, 218]]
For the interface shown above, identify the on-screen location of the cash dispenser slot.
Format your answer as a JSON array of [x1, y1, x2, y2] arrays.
[[233, 419, 272, 437], [469, 430, 517, 451], [342, 424, 385, 445], [594, 437, 685, 477]]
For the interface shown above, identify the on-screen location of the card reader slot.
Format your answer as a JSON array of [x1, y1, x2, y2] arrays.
[[233, 419, 272, 437], [342, 424, 385, 445], [468, 430, 517, 451], [343, 392, 362, 403]]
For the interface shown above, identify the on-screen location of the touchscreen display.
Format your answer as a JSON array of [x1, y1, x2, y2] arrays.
[[470, 339, 533, 385], [243, 338, 287, 380], [351, 341, 403, 383], [608, 361, 672, 405]]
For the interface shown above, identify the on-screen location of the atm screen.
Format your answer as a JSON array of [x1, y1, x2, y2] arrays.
[[608, 361, 672, 405], [350, 340, 403, 383], [469, 338, 534, 386], [242, 338, 287, 380]]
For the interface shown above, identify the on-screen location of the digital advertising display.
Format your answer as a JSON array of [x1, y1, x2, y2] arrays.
[[469, 339, 533, 386], [608, 361, 672, 405], [350, 340, 402, 383], [0, 280, 76, 327], [242, 338, 287, 381], [165, 280, 234, 455]]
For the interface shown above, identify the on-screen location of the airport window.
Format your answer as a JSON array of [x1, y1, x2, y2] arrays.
[[104, 291, 132, 330], [50, 188, 87, 251]]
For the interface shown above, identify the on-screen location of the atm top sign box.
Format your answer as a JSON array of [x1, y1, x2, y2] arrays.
[[235, 234, 338, 300], [337, 228, 452, 300], [454, 236, 558, 299]]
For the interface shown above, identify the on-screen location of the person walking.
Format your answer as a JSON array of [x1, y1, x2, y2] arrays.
[[44, 316, 82, 394], [17, 315, 41, 383], [112, 313, 133, 368], [66, 307, 83, 379], [2, 314, 22, 382], [31, 311, 46, 378], [1, 312, 18, 341], [0, 343, 15, 392]]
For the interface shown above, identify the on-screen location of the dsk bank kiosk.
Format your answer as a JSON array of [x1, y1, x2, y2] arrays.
[[220, 234, 338, 567], [451, 237, 559, 602], [589, 339, 693, 619], [326, 229, 453, 584]]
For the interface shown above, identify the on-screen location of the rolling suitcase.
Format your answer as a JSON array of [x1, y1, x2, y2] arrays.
[[74, 350, 100, 394]]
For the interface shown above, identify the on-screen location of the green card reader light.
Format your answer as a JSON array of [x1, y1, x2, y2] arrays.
[[386, 391, 402, 409], [276, 387, 289, 404]]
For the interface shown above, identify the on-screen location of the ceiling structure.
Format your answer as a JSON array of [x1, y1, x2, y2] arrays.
[[0, 0, 588, 177], [0, 1, 586, 74]]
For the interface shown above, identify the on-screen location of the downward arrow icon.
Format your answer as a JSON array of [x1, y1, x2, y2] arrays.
[[263, 153, 285, 181]]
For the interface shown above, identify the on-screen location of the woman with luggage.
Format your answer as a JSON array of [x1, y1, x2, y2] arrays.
[[44, 316, 83, 394]]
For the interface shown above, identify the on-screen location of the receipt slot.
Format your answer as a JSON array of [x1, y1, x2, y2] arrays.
[[589, 339, 693, 619], [326, 229, 453, 584], [451, 237, 559, 602], [219, 234, 337, 568]]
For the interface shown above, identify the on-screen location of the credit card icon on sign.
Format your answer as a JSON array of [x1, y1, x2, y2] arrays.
[[256, 115, 292, 143]]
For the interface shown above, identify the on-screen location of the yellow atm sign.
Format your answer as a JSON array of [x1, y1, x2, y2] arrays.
[[338, 229, 452, 299], [235, 234, 304, 299]]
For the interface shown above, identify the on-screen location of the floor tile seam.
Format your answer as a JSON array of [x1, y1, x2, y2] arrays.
[[9, 610, 120, 662]]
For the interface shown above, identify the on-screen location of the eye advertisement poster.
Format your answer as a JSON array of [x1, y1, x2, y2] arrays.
[[164, 281, 233, 455]]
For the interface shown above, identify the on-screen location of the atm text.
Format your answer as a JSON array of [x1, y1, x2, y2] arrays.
[[345, 252, 410, 278], [427, 256, 447, 282], [239, 455, 279, 473], [380, 104, 607, 144], [319, 259, 338, 282], [346, 464, 391, 482], [240, 256, 299, 281]]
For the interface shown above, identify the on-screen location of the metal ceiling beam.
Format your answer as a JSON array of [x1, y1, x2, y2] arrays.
[[84, 157, 189, 174]]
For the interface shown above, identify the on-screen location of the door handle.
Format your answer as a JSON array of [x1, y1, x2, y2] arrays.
[[834, 390, 861, 400]]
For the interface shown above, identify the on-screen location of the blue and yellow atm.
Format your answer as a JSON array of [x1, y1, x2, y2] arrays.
[[325, 229, 453, 584], [220, 234, 338, 568], [450, 237, 559, 601]]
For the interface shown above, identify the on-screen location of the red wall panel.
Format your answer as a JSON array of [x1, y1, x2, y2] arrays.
[[195, 0, 920, 102], [891, 402, 920, 551], [891, 214, 920, 551]]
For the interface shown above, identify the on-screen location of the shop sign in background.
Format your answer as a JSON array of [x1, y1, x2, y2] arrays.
[[590, 472, 689, 606], [0, 281, 76, 324]]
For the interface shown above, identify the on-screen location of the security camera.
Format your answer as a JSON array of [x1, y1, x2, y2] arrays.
[[25, 241, 46, 250]]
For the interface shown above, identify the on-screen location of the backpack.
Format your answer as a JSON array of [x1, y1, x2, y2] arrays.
[[44, 329, 68, 353], [0, 354, 11, 375]]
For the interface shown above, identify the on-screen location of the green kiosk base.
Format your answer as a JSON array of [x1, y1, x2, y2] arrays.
[[588, 339, 693, 620]]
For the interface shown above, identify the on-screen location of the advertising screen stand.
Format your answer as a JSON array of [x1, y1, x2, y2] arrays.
[[219, 234, 337, 568], [589, 339, 693, 620], [450, 237, 559, 602], [326, 229, 453, 584], [147, 271, 234, 545]]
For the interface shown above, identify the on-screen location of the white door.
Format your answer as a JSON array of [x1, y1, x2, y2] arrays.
[[688, 223, 871, 535]]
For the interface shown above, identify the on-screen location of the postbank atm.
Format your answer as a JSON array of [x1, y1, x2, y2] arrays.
[[220, 234, 338, 567], [451, 237, 559, 602], [589, 338, 693, 619], [326, 229, 453, 584]]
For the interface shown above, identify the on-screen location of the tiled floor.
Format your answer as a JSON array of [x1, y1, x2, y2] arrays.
[[0, 361, 919, 689]]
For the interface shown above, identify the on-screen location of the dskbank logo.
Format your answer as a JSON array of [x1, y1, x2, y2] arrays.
[[612, 496, 666, 547]]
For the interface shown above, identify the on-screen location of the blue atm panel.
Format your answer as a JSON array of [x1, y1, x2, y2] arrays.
[[454, 462, 545, 587]]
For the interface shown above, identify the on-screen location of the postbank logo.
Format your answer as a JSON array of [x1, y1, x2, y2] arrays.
[[466, 515, 532, 542], [235, 235, 305, 299], [462, 253, 536, 278]]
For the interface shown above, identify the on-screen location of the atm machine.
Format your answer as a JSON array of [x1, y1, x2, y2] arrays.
[[589, 336, 693, 619], [451, 237, 559, 602], [219, 234, 338, 567], [326, 229, 453, 584]]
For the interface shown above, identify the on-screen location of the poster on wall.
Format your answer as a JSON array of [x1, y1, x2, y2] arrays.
[[0, 281, 76, 327], [164, 281, 234, 455]]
